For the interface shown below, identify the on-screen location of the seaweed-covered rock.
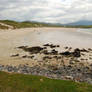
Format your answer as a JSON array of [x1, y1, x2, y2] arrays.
[[60, 51, 71, 56], [11, 54, 19, 57], [18, 46, 44, 54], [73, 48, 81, 57], [60, 48, 81, 57]]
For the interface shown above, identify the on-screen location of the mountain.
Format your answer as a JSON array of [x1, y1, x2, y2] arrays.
[[66, 20, 92, 26]]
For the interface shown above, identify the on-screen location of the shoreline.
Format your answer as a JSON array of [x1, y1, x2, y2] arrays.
[[0, 28, 92, 84]]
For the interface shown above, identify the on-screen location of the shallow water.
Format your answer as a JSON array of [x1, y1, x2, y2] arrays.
[[21, 28, 92, 48]]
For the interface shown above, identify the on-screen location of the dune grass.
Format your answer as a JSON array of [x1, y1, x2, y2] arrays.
[[0, 20, 53, 29], [0, 24, 9, 29], [0, 71, 92, 92]]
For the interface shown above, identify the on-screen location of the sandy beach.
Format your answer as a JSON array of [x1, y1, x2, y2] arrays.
[[0, 27, 92, 65], [0, 27, 92, 83]]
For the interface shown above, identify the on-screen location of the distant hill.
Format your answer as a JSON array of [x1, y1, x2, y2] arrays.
[[0, 20, 92, 29], [66, 20, 92, 26], [0, 20, 63, 29]]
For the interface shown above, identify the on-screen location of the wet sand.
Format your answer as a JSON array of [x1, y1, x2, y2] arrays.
[[0, 27, 92, 65]]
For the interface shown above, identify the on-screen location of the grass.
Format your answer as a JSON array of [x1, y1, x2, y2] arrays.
[[0, 71, 92, 92]]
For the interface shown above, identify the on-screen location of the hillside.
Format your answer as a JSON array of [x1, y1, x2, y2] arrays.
[[0, 20, 61, 29]]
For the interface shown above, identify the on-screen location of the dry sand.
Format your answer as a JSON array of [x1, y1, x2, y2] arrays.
[[0, 27, 92, 66]]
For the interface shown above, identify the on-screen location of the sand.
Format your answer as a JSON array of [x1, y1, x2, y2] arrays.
[[0, 27, 92, 66]]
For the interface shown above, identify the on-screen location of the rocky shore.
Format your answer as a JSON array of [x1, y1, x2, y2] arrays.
[[0, 44, 90, 84], [0, 63, 92, 84]]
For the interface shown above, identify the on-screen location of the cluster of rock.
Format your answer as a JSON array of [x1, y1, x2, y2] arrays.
[[16, 44, 86, 58]]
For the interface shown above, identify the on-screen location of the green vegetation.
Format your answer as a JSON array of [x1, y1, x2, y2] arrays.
[[65, 25, 92, 28], [0, 20, 92, 29], [0, 24, 9, 29], [0, 20, 61, 29], [0, 71, 92, 92]]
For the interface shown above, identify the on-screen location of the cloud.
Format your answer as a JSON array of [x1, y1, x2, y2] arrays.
[[0, 0, 91, 23]]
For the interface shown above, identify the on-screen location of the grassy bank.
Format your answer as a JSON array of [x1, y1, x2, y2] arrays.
[[0, 71, 92, 92]]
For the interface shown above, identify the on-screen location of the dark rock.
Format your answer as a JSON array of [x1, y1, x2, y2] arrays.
[[18, 46, 28, 49], [11, 54, 19, 57], [51, 49, 58, 55], [53, 56, 61, 59], [88, 48, 92, 51], [64, 47, 68, 49], [69, 47, 72, 50], [53, 56, 58, 58], [6, 66, 14, 72], [60, 48, 81, 57], [56, 45, 60, 47], [18, 46, 43, 54], [77, 69, 81, 72], [60, 51, 71, 56], [72, 48, 81, 57], [43, 44, 50, 47], [42, 50, 50, 55], [50, 44, 56, 48], [74, 48, 80, 52], [43, 56, 52, 60], [43, 44, 58, 48], [43, 47, 47, 49], [22, 55, 27, 58], [80, 49, 89, 52], [28, 56, 34, 59]]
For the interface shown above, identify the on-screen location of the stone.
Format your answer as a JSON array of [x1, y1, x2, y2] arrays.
[[60, 51, 71, 56], [11, 54, 19, 57], [72, 48, 81, 57], [18, 46, 44, 54], [22, 55, 27, 58], [64, 76, 73, 80], [70, 61, 75, 64], [51, 49, 58, 55]]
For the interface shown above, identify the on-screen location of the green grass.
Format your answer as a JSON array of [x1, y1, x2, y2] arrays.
[[0, 71, 92, 92]]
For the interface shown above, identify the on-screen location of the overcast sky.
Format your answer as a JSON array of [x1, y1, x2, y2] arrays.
[[0, 0, 91, 24]]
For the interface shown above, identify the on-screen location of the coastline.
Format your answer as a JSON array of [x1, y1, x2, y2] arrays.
[[0, 27, 92, 84]]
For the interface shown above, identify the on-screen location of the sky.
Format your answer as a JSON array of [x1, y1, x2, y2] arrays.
[[0, 0, 91, 24]]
